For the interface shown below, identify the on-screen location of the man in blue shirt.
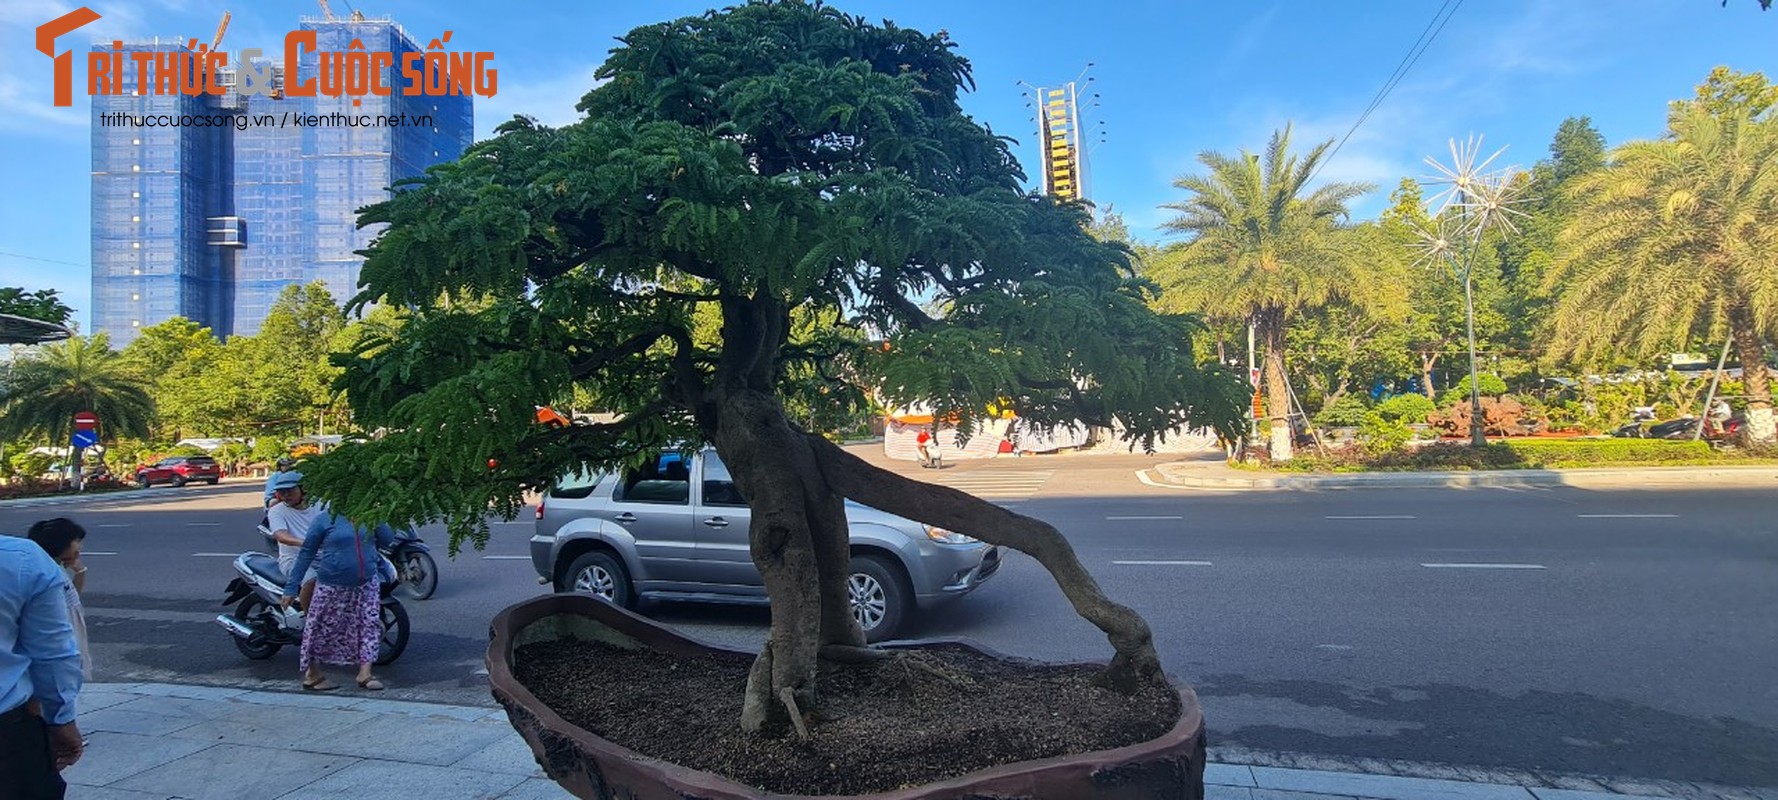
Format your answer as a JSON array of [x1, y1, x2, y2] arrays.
[[263, 456, 298, 508], [1, 534, 85, 798]]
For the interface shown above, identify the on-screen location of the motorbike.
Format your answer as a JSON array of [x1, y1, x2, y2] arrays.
[[383, 527, 438, 601], [215, 525, 411, 665]]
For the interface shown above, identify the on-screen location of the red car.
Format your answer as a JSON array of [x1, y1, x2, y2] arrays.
[[135, 456, 222, 488]]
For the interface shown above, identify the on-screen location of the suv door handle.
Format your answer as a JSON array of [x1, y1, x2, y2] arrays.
[[703, 517, 729, 528], [612, 512, 637, 523]]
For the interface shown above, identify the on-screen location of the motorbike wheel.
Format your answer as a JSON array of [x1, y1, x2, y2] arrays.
[[399, 550, 438, 601], [373, 600, 410, 665], [232, 597, 283, 660]]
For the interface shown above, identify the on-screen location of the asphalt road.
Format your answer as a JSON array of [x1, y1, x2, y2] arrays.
[[3, 469, 1774, 787]]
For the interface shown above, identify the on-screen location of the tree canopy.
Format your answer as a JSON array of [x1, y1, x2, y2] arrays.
[[307, 0, 1246, 735]]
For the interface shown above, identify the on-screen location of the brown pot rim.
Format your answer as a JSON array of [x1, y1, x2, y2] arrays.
[[487, 593, 1204, 800]]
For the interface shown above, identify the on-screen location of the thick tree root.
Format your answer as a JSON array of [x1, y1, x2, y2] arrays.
[[779, 687, 811, 741], [820, 644, 976, 691]]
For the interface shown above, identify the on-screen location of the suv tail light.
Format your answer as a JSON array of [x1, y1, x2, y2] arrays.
[[535, 499, 545, 520]]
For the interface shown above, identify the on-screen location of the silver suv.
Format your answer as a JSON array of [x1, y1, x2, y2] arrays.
[[530, 449, 1001, 642]]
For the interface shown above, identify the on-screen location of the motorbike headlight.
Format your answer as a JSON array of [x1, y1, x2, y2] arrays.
[[924, 525, 976, 545]]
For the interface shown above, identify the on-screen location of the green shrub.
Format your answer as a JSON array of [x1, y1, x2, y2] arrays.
[[1376, 393, 1436, 424], [10, 450, 54, 478], [1313, 395, 1371, 428], [1501, 437, 1712, 467], [1358, 412, 1412, 456], [1439, 373, 1509, 406]]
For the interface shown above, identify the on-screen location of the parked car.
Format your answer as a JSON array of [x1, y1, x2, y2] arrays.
[[531, 449, 1001, 642], [135, 455, 222, 487]]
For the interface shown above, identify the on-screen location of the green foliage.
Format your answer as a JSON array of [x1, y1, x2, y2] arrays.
[[1146, 125, 1402, 458], [1376, 393, 1436, 424], [10, 450, 54, 478], [123, 317, 224, 439], [1312, 394, 1370, 427], [250, 436, 291, 464], [304, 0, 1248, 545], [1358, 411, 1412, 456], [0, 288, 74, 326], [1498, 437, 1714, 467], [1442, 373, 1510, 403], [1551, 70, 1777, 442], [0, 333, 154, 446]]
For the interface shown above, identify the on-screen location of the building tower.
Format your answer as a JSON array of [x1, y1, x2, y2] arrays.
[[89, 12, 473, 346]]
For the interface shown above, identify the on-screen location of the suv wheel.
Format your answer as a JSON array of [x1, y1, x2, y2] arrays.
[[565, 551, 634, 609], [136, 474, 151, 489], [172, 475, 188, 488], [849, 555, 909, 643]]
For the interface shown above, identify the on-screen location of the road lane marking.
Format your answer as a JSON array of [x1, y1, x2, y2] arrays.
[[187, 522, 222, 527], [1325, 515, 1416, 520], [96, 523, 132, 528], [81, 551, 119, 556], [1576, 514, 1678, 519], [192, 552, 238, 557], [482, 555, 531, 560], [1421, 563, 1546, 570], [1106, 515, 1184, 520], [1114, 560, 1212, 566]]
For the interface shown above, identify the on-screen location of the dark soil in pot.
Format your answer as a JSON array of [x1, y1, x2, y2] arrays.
[[514, 637, 1181, 796]]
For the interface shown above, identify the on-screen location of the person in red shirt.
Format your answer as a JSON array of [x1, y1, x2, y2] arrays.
[[915, 429, 935, 468]]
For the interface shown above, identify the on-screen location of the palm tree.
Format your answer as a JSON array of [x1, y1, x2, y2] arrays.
[[1550, 103, 1778, 443], [1149, 125, 1390, 459], [0, 333, 156, 463]]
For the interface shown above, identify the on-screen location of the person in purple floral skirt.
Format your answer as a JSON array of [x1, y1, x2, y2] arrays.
[[280, 510, 395, 692]]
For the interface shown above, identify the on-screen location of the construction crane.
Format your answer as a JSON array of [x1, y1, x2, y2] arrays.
[[316, 0, 336, 21], [211, 11, 230, 50]]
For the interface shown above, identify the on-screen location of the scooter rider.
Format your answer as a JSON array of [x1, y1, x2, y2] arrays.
[[263, 456, 297, 509], [266, 471, 320, 614]]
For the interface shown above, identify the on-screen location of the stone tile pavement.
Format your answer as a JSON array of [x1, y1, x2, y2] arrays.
[[60, 682, 1758, 800]]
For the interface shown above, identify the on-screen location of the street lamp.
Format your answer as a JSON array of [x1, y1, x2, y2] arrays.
[[1413, 135, 1529, 448]]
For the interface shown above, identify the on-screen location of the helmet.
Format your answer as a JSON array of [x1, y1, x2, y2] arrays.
[[276, 456, 297, 469], [270, 470, 304, 492]]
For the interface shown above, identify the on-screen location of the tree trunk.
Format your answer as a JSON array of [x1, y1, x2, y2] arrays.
[[1728, 306, 1775, 443], [1260, 310, 1292, 461], [1420, 352, 1440, 401], [806, 436, 1165, 691], [712, 388, 861, 735]]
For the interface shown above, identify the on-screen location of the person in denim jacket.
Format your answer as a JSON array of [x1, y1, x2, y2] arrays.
[[280, 510, 395, 692]]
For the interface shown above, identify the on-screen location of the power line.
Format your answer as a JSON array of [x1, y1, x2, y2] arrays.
[[0, 251, 89, 269], [1308, 0, 1465, 185]]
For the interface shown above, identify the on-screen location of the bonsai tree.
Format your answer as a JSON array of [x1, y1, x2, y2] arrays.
[[309, 0, 1245, 736]]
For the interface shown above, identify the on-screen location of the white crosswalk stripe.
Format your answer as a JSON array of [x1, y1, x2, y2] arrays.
[[925, 469, 1055, 499]]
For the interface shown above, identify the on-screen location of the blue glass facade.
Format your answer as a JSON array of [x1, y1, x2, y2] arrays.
[[91, 17, 472, 346]]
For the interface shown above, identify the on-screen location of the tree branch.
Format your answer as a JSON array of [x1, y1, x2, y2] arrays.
[[565, 325, 687, 379], [804, 434, 1164, 691]]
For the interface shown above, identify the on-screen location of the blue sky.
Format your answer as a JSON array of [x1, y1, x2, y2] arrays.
[[2, 0, 1772, 332]]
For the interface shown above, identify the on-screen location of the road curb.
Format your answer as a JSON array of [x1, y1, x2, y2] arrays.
[[1150, 464, 1778, 491], [0, 481, 253, 509]]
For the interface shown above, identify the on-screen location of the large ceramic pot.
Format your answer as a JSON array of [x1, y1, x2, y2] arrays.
[[487, 593, 1207, 800]]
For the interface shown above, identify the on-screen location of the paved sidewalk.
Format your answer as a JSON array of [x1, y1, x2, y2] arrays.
[[1144, 451, 1778, 491], [60, 682, 1740, 800]]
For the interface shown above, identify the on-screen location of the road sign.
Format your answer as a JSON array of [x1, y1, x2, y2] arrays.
[[71, 429, 99, 449], [73, 411, 98, 430], [1249, 368, 1261, 387]]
